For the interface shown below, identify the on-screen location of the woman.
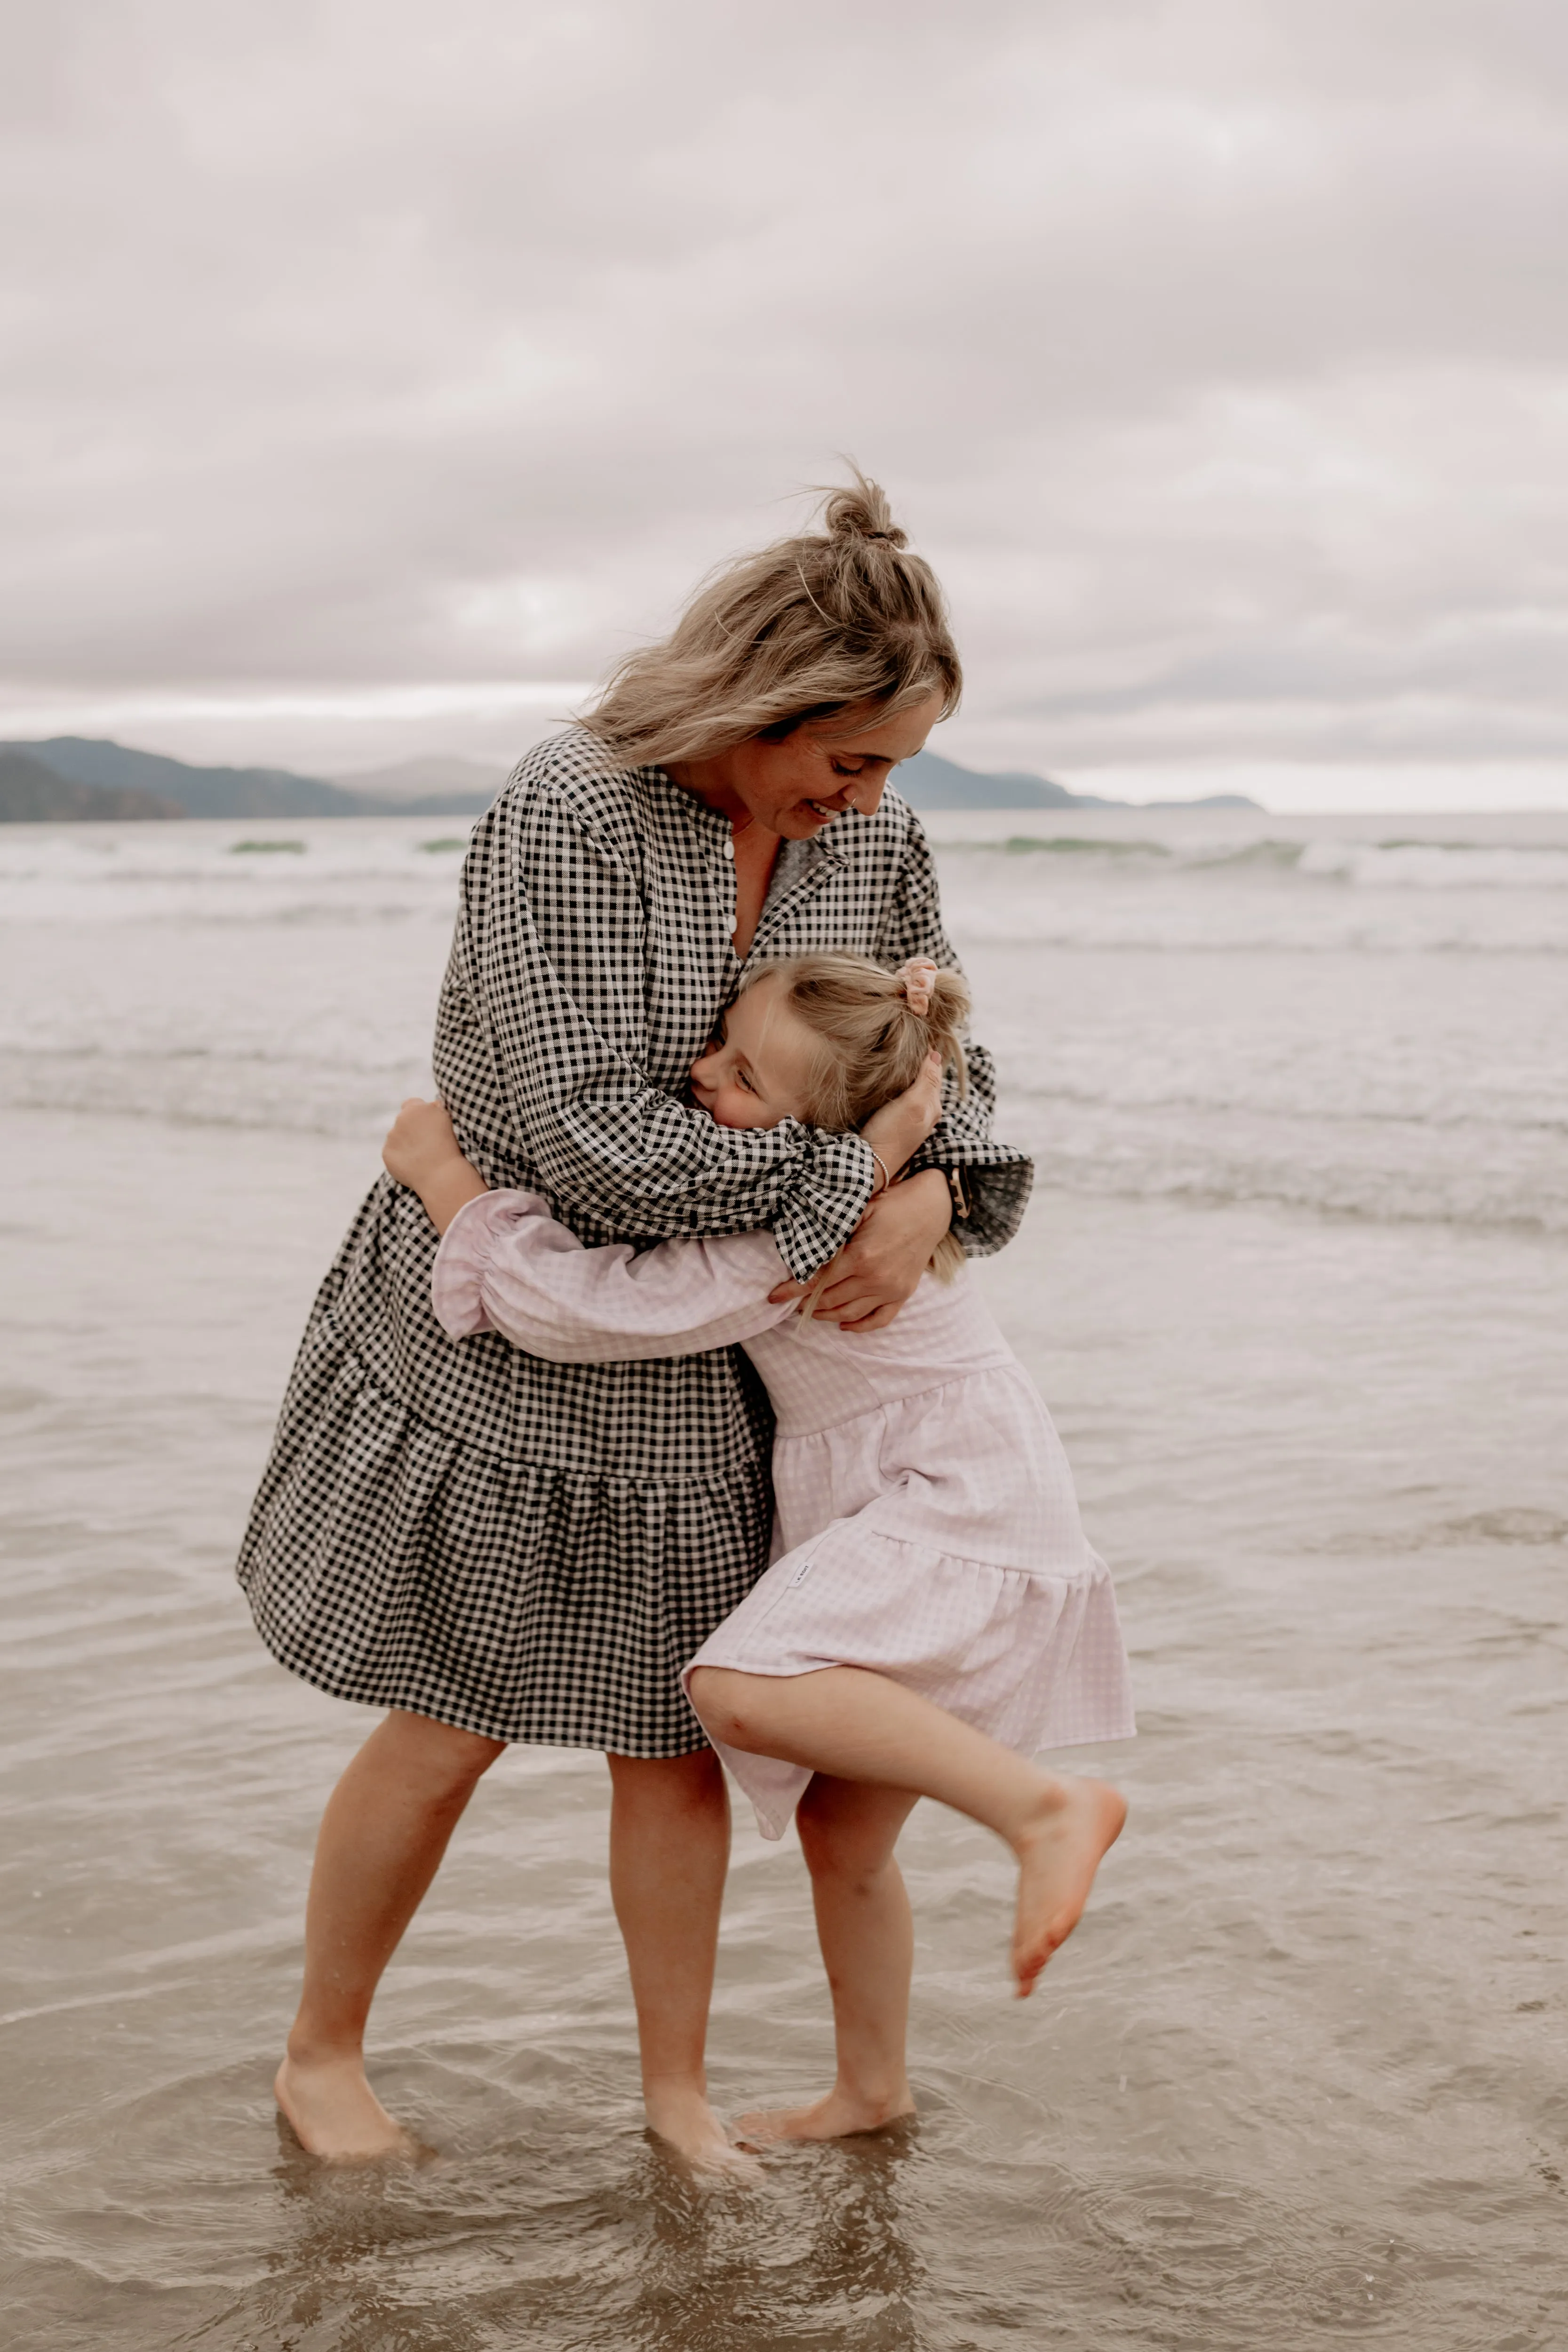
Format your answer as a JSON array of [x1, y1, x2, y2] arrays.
[[238, 475, 1031, 2167]]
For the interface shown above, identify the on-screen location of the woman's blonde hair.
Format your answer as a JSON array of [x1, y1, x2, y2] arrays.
[[743, 951, 972, 1282], [581, 471, 962, 768]]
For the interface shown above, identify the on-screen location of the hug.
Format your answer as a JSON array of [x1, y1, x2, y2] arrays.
[[238, 473, 1132, 2170]]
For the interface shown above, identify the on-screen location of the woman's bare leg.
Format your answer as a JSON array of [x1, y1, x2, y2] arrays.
[[689, 1666, 1126, 1995], [277, 1709, 505, 2159], [605, 1748, 753, 2172], [739, 1776, 920, 2144]]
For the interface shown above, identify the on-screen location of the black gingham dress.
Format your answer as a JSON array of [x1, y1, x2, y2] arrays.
[[237, 729, 1032, 1753]]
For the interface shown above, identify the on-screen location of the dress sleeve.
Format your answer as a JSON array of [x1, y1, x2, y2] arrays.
[[874, 806, 1034, 1256], [459, 779, 874, 1282], [431, 1190, 797, 1363]]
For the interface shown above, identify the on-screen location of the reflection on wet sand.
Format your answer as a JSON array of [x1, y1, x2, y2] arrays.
[[249, 2114, 926, 2352]]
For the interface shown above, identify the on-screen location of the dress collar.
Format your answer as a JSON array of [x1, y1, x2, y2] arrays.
[[649, 767, 850, 872]]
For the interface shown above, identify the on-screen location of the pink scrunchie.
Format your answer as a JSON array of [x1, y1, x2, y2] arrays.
[[897, 957, 938, 1016]]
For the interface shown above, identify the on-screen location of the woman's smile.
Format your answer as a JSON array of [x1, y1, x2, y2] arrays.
[[666, 695, 945, 842]]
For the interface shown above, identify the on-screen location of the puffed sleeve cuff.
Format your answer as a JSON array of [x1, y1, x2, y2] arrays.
[[903, 1136, 1035, 1257], [770, 1131, 878, 1282], [430, 1189, 551, 1337]]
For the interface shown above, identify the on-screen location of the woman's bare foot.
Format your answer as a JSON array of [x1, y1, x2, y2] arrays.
[[1011, 1777, 1127, 1997], [737, 2085, 915, 2144], [643, 2080, 761, 2179], [273, 2050, 416, 2162]]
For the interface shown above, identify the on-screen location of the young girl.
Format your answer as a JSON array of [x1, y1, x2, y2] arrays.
[[382, 953, 1133, 2137]]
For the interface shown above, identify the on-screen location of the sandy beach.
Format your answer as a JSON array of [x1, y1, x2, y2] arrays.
[[2, 810, 1565, 2348]]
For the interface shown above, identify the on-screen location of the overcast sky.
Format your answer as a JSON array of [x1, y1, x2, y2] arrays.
[[4, 0, 1567, 807]]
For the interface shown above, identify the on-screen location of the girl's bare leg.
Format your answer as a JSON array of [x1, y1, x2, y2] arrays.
[[739, 1776, 920, 2144], [277, 1709, 506, 2160], [689, 1665, 1126, 1996], [605, 1748, 754, 2172]]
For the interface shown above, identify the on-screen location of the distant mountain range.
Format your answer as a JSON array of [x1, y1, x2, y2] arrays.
[[0, 747, 185, 821], [898, 751, 1258, 812], [0, 736, 489, 820], [0, 735, 1262, 823], [328, 754, 508, 804]]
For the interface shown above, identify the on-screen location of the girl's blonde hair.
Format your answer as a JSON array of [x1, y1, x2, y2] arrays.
[[743, 951, 972, 1282], [581, 471, 962, 768]]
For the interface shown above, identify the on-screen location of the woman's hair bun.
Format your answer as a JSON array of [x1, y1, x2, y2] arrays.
[[581, 461, 958, 765], [822, 477, 908, 551]]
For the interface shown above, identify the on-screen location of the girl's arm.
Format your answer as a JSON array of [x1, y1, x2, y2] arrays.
[[431, 1191, 796, 1364], [384, 1099, 796, 1360], [383, 1098, 490, 1233]]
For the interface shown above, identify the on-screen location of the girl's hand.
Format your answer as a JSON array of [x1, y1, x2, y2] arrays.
[[768, 1166, 952, 1332], [860, 1050, 945, 1187], [382, 1098, 492, 1235], [383, 1097, 464, 1190]]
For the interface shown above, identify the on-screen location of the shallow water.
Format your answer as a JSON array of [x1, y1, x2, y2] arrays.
[[1, 804, 1565, 2346]]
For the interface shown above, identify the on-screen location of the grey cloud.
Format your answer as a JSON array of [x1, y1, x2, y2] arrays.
[[2, 0, 1567, 789]]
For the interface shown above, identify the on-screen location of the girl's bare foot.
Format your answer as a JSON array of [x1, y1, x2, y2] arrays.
[[1011, 1777, 1127, 1997], [737, 2085, 915, 2144], [643, 2080, 761, 2179], [273, 2051, 416, 2162]]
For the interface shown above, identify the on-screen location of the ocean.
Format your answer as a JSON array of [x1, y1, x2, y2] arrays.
[[1, 802, 1564, 2349]]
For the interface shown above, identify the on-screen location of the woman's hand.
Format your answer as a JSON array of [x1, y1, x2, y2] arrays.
[[768, 1166, 953, 1332], [860, 1050, 945, 1188], [382, 1097, 491, 1235]]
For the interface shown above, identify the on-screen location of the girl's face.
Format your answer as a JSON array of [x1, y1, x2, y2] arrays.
[[690, 977, 819, 1129]]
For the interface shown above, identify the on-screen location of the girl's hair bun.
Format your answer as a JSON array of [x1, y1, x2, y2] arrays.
[[821, 479, 908, 551], [748, 949, 971, 1131], [745, 948, 973, 1290]]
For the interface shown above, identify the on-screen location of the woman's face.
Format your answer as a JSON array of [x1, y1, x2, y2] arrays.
[[689, 975, 818, 1129], [674, 691, 946, 841]]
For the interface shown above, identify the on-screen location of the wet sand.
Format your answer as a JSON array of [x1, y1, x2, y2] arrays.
[[2, 1102, 1563, 2350]]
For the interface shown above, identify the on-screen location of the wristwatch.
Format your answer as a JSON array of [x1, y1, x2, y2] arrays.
[[945, 1167, 971, 1223]]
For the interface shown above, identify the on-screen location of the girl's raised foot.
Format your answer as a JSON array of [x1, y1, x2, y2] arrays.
[[737, 2086, 916, 2144], [273, 2051, 417, 2162], [644, 2080, 761, 2180], [1011, 1777, 1126, 1998]]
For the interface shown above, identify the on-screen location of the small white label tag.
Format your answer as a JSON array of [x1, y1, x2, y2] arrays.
[[788, 1557, 813, 1587]]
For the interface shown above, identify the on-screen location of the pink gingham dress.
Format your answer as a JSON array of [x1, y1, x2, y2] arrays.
[[433, 1192, 1135, 1838]]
